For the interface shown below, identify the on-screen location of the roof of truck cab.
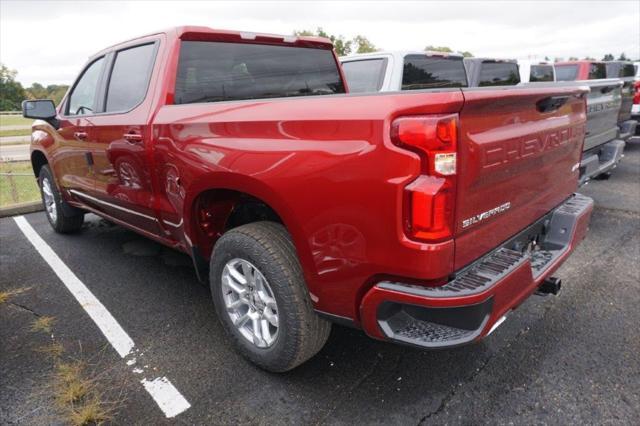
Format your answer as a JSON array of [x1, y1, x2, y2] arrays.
[[340, 50, 463, 62], [555, 60, 604, 66], [91, 26, 334, 58]]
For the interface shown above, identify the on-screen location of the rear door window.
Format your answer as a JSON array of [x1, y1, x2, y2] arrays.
[[588, 63, 606, 79], [105, 43, 156, 112], [555, 65, 578, 81], [175, 41, 345, 104], [477, 61, 520, 86], [529, 65, 554, 82], [402, 55, 467, 90], [341, 59, 387, 93]]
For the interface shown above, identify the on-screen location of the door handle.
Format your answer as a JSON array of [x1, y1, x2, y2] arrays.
[[123, 133, 143, 144], [74, 131, 88, 140]]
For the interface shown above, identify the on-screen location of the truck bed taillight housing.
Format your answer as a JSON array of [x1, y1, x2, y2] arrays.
[[391, 114, 458, 242], [633, 81, 640, 105]]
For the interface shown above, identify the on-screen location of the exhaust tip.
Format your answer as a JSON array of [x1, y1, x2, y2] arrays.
[[536, 276, 562, 296]]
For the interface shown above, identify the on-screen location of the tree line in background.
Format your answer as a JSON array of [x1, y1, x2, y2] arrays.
[[0, 64, 68, 110], [0, 36, 636, 110]]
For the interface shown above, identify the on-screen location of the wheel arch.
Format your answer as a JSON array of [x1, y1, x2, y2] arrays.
[[30, 149, 49, 178], [183, 172, 313, 286]]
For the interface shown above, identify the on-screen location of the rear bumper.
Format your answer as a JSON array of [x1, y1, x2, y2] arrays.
[[579, 139, 625, 185], [618, 119, 637, 141], [360, 193, 593, 349]]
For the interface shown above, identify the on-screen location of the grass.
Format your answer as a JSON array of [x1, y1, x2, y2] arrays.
[[0, 161, 40, 207], [31, 316, 56, 334], [0, 128, 30, 138], [0, 114, 33, 127], [36, 341, 66, 359], [51, 359, 117, 425], [0, 286, 31, 304]]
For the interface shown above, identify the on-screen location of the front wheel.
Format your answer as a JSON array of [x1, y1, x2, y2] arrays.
[[38, 165, 84, 233], [210, 221, 331, 372]]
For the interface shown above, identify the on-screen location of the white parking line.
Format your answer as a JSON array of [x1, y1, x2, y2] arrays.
[[13, 215, 191, 418]]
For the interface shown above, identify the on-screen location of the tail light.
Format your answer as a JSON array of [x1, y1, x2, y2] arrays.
[[391, 114, 458, 242], [633, 81, 640, 105]]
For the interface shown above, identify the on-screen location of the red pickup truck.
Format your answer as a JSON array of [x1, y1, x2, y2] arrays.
[[23, 27, 593, 372]]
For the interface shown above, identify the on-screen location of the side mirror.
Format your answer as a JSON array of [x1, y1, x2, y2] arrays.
[[22, 99, 59, 128]]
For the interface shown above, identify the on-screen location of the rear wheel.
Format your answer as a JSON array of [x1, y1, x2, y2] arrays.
[[38, 165, 84, 233], [210, 221, 331, 372]]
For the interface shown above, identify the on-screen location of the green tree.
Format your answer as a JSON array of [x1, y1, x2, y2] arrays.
[[293, 27, 352, 56], [617, 53, 628, 61], [602, 53, 614, 61], [425, 46, 472, 57], [24, 82, 69, 105], [353, 35, 377, 53], [0, 64, 26, 110], [568, 56, 579, 61], [425, 45, 453, 53], [583, 56, 595, 60], [25, 82, 47, 99], [46, 85, 69, 105]]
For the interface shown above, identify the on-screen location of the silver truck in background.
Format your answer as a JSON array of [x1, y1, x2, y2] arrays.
[[606, 61, 638, 140], [462, 57, 520, 86], [576, 79, 625, 183]]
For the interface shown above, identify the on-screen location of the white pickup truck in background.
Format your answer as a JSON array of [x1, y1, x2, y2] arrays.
[[517, 60, 556, 83], [340, 51, 531, 92], [340, 50, 467, 92]]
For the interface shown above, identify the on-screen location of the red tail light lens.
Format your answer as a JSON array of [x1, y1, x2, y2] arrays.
[[391, 114, 458, 242], [633, 81, 640, 105]]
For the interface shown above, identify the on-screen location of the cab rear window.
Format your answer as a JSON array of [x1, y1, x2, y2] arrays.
[[477, 61, 520, 86], [622, 64, 635, 77], [555, 65, 578, 81], [529, 65, 554, 82], [588, 63, 606, 79], [402, 55, 467, 90], [341, 58, 387, 93], [175, 41, 345, 104]]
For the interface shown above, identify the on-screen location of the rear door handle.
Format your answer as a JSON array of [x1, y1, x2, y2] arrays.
[[74, 131, 88, 140], [123, 133, 143, 144]]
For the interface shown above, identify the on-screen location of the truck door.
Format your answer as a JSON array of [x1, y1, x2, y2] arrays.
[[88, 40, 162, 236], [54, 56, 107, 200]]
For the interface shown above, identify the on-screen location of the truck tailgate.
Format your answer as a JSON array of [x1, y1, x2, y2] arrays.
[[454, 85, 588, 269]]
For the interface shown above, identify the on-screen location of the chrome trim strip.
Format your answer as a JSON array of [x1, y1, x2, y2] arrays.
[[69, 189, 157, 222]]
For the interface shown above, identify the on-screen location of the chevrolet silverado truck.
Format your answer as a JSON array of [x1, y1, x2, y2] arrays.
[[555, 61, 626, 182], [23, 27, 593, 372], [605, 61, 638, 140]]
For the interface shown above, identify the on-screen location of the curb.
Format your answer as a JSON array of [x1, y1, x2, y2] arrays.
[[0, 201, 43, 218]]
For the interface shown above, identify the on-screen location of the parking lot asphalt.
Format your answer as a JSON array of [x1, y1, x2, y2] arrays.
[[1, 141, 639, 425]]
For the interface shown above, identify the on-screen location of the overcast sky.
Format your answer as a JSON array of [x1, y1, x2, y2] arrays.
[[1, 0, 638, 86]]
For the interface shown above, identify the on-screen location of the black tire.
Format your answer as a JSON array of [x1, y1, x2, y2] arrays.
[[38, 165, 84, 233], [210, 221, 331, 372], [594, 172, 612, 180]]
